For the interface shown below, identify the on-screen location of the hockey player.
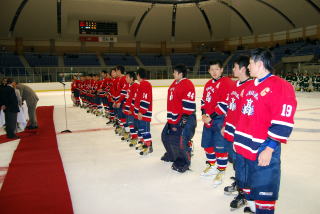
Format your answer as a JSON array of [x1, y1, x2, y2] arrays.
[[97, 70, 111, 117], [161, 64, 197, 173], [106, 69, 117, 125], [113, 65, 127, 134], [200, 60, 234, 186], [133, 68, 153, 155], [71, 75, 80, 106], [221, 56, 253, 210], [122, 71, 139, 142], [233, 48, 297, 213], [91, 74, 100, 114], [78, 75, 86, 107]]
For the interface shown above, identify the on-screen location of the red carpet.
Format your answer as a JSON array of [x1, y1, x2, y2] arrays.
[[0, 106, 74, 214], [0, 130, 37, 144]]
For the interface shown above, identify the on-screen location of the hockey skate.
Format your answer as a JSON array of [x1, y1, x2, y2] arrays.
[[121, 132, 130, 141], [129, 138, 138, 147], [230, 191, 246, 211], [243, 201, 256, 213], [115, 127, 122, 135], [135, 141, 144, 151], [95, 111, 103, 117], [243, 206, 255, 213], [200, 161, 218, 176], [224, 177, 238, 195], [139, 145, 153, 155], [213, 170, 225, 187]]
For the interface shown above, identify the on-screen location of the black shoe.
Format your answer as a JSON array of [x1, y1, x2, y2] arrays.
[[26, 125, 38, 130], [7, 135, 20, 139]]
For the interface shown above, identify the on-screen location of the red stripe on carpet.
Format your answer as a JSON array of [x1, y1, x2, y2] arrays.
[[0, 106, 74, 214]]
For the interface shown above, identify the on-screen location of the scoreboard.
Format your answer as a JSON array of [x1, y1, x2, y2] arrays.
[[79, 21, 118, 35]]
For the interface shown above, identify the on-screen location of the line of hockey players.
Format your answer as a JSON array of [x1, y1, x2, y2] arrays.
[[284, 72, 320, 92], [71, 66, 154, 156], [71, 48, 297, 214]]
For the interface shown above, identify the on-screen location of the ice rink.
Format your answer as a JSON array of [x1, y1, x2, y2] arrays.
[[1, 87, 320, 214]]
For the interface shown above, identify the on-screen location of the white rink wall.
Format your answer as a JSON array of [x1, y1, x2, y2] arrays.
[[25, 79, 209, 92]]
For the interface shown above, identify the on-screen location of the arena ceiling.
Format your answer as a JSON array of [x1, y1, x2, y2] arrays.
[[0, 0, 319, 42]]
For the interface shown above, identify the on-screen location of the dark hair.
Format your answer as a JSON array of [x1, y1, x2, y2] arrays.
[[101, 70, 107, 74], [250, 48, 274, 72], [208, 60, 223, 68], [6, 78, 14, 84], [126, 71, 137, 81], [173, 64, 188, 78], [234, 55, 250, 76], [136, 68, 148, 79], [116, 65, 125, 73]]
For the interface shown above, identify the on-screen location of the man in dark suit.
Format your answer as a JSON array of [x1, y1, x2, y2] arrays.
[[1, 78, 19, 139]]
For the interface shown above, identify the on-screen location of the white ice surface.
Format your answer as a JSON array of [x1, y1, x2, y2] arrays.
[[1, 89, 319, 214]]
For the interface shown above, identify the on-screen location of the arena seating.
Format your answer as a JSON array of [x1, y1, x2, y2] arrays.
[[139, 54, 166, 66], [25, 53, 58, 67], [104, 53, 138, 66], [64, 53, 100, 66], [224, 50, 250, 74], [200, 52, 229, 73], [170, 53, 196, 67], [0, 52, 26, 76]]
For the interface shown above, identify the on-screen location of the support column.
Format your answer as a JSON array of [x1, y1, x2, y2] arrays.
[[136, 41, 141, 56], [160, 41, 166, 55], [15, 37, 23, 54], [50, 39, 55, 53]]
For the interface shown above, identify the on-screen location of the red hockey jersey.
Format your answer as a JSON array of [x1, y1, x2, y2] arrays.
[[167, 78, 196, 124], [233, 75, 297, 161], [201, 77, 234, 116], [224, 79, 253, 142], [114, 76, 127, 104], [71, 80, 80, 92], [98, 78, 109, 97], [133, 80, 153, 122], [123, 82, 139, 115], [111, 77, 120, 102]]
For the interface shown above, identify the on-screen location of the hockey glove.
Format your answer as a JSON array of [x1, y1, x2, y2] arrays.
[[209, 112, 218, 120], [180, 114, 189, 128]]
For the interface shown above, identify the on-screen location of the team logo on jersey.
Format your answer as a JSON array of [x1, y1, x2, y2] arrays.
[[229, 98, 236, 111], [246, 90, 259, 100], [242, 98, 254, 115], [240, 89, 244, 97], [260, 87, 271, 96]]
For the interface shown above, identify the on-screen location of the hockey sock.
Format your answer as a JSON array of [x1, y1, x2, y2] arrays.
[[130, 125, 138, 139], [255, 200, 275, 214], [143, 132, 152, 147], [216, 152, 228, 171], [120, 118, 126, 128], [204, 147, 216, 165], [242, 188, 251, 198]]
